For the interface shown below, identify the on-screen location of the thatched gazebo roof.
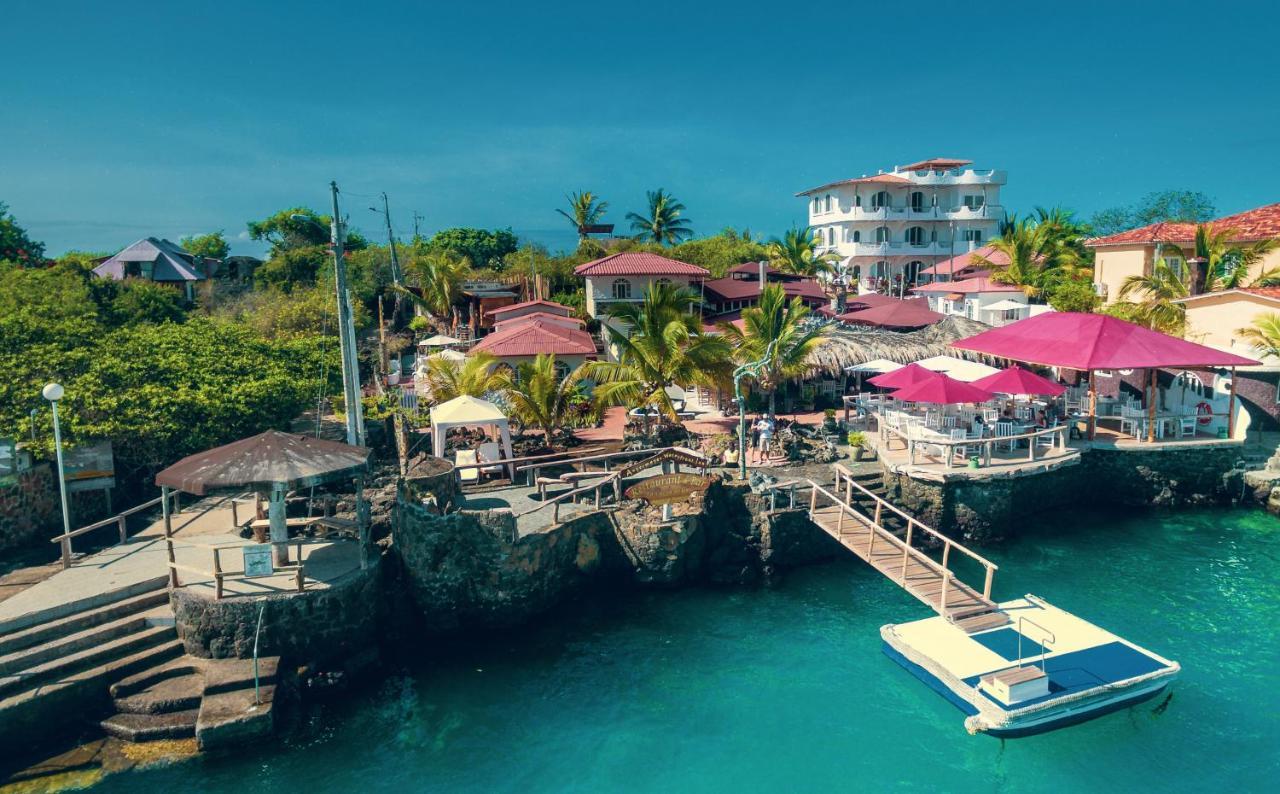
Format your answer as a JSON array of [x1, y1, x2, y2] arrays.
[[807, 316, 991, 376]]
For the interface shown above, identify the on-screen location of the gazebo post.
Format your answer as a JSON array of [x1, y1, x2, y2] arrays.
[[1147, 368, 1157, 443], [269, 483, 289, 566], [1087, 372, 1097, 441], [161, 486, 178, 589], [1228, 366, 1238, 439]]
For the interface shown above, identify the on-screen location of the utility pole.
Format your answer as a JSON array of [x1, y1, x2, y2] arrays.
[[329, 182, 366, 447], [412, 211, 424, 242], [378, 192, 403, 286]]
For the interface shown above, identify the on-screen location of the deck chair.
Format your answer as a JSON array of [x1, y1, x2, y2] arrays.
[[455, 449, 479, 484], [477, 442, 504, 479]]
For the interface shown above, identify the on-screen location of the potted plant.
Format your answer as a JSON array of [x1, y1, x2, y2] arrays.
[[823, 408, 838, 432], [847, 430, 868, 461]]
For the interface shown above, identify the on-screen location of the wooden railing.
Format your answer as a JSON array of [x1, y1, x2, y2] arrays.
[[514, 472, 622, 523], [168, 537, 339, 600], [450, 445, 606, 485], [50, 490, 182, 569], [831, 464, 997, 602], [879, 421, 1071, 468], [516, 447, 674, 486]]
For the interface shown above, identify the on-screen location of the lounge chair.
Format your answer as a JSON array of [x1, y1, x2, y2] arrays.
[[455, 449, 479, 484], [477, 442, 504, 479]]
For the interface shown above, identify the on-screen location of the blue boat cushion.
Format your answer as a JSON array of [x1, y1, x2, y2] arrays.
[[969, 628, 1047, 661], [964, 641, 1168, 709]]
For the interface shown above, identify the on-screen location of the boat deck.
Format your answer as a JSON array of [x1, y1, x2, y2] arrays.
[[881, 595, 1180, 737]]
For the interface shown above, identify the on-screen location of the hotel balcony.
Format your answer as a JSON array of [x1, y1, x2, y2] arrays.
[[837, 241, 966, 258], [904, 168, 1007, 186], [812, 204, 1003, 223]]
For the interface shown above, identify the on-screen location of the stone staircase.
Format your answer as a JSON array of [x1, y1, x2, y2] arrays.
[[0, 577, 182, 757], [838, 469, 911, 537]]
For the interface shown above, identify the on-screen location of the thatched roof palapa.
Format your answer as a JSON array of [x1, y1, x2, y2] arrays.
[[806, 316, 992, 376]]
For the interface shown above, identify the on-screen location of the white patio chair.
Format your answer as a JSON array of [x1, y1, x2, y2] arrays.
[[477, 442, 504, 479], [982, 408, 999, 424], [995, 421, 1015, 452], [940, 415, 958, 430], [949, 428, 969, 462], [1178, 415, 1198, 438], [455, 449, 479, 484]]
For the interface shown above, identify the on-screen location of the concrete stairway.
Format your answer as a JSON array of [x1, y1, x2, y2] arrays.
[[0, 578, 182, 757]]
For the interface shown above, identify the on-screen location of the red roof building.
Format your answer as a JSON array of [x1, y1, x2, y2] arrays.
[[1087, 203, 1280, 248], [470, 317, 597, 360], [493, 311, 584, 330], [919, 245, 1009, 278], [839, 299, 945, 330], [702, 263, 828, 317], [486, 299, 574, 320], [573, 251, 709, 277]]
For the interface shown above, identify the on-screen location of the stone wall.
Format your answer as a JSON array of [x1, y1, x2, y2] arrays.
[[883, 443, 1245, 543], [0, 464, 59, 554], [172, 564, 381, 665]]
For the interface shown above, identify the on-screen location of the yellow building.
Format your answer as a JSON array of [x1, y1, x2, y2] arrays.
[[1174, 288, 1280, 364], [1088, 202, 1280, 303]]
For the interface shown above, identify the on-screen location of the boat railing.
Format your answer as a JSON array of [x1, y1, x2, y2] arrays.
[[832, 463, 997, 601], [1017, 615, 1056, 673]]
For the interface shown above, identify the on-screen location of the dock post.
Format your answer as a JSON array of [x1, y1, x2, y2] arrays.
[[213, 548, 223, 600], [117, 514, 128, 544], [900, 522, 914, 582], [940, 571, 950, 613], [983, 566, 994, 601], [941, 541, 951, 571], [874, 501, 882, 527], [809, 486, 817, 513]]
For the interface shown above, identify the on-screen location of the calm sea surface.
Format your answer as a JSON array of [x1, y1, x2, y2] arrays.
[[87, 508, 1279, 793]]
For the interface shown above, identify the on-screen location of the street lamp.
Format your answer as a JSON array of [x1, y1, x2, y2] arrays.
[[43, 383, 73, 567]]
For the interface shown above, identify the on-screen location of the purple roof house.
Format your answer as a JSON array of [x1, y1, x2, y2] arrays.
[[93, 237, 216, 300]]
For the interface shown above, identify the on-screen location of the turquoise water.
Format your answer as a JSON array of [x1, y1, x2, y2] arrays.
[[94, 508, 1278, 793]]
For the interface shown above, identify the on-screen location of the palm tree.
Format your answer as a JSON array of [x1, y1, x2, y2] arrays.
[[1117, 248, 1189, 334], [1197, 223, 1280, 291], [421, 351, 504, 402], [719, 284, 827, 414], [766, 227, 836, 277], [492, 354, 590, 446], [1238, 312, 1280, 360], [582, 282, 730, 423], [399, 250, 471, 329], [556, 191, 609, 244], [626, 189, 693, 245], [976, 214, 1083, 300]]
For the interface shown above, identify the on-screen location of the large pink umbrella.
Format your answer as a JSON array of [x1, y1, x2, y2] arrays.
[[867, 362, 939, 389], [890, 373, 994, 405], [839, 300, 944, 329], [971, 365, 1066, 396]]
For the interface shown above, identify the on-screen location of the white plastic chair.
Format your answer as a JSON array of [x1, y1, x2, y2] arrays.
[[477, 442, 504, 479], [455, 449, 479, 484], [995, 421, 1015, 452], [1179, 415, 1198, 438], [949, 428, 969, 462]]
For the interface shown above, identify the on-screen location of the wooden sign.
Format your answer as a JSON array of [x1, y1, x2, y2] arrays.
[[624, 473, 713, 506], [243, 545, 274, 578], [620, 447, 710, 478]]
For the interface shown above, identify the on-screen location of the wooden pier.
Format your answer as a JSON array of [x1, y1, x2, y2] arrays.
[[807, 465, 1009, 633]]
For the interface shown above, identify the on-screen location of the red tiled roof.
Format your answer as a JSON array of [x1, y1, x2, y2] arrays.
[[1086, 202, 1280, 247], [702, 276, 828, 304], [485, 299, 573, 318], [912, 277, 1022, 295], [919, 245, 1008, 276], [470, 318, 597, 358], [795, 174, 912, 197], [843, 292, 908, 309], [702, 311, 747, 333], [898, 157, 973, 172], [494, 311, 584, 328], [573, 251, 708, 277]]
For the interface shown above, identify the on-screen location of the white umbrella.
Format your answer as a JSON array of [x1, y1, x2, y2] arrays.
[[429, 349, 466, 362], [845, 359, 903, 374], [419, 334, 462, 347], [913, 355, 1000, 382]]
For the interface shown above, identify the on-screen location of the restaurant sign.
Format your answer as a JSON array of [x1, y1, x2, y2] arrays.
[[624, 473, 713, 506], [619, 447, 710, 478]]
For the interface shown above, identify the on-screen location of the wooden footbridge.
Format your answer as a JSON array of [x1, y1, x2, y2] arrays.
[[806, 464, 1009, 634]]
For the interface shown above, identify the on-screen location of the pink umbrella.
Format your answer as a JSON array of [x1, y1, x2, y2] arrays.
[[971, 365, 1066, 397], [867, 362, 939, 390], [890, 373, 994, 405]]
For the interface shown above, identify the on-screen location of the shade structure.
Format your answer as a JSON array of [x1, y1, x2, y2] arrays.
[[913, 355, 1001, 382], [971, 364, 1066, 396], [951, 312, 1260, 370], [155, 430, 371, 495], [840, 299, 945, 329], [868, 362, 940, 389], [419, 334, 462, 347], [429, 395, 514, 471], [846, 358, 903, 374], [890, 373, 994, 405], [429, 349, 467, 362], [983, 299, 1027, 312], [841, 292, 907, 312]]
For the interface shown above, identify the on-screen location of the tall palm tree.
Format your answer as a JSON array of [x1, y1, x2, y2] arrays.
[[556, 191, 609, 244], [492, 354, 590, 446], [421, 351, 504, 402], [399, 250, 471, 328], [767, 227, 836, 277], [582, 282, 730, 422], [1117, 248, 1189, 334], [1238, 312, 1280, 360], [1198, 223, 1280, 291], [626, 189, 693, 245], [719, 284, 827, 414]]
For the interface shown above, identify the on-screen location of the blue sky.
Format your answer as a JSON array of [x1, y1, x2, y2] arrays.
[[4, 1, 1279, 258]]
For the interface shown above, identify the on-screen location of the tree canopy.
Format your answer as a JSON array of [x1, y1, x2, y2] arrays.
[[180, 231, 230, 260], [1090, 190, 1217, 236], [0, 201, 46, 267], [422, 227, 518, 270]]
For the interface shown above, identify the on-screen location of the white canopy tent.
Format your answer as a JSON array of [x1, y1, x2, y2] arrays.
[[429, 348, 467, 362], [845, 359, 903, 374], [419, 334, 462, 347], [913, 355, 1001, 382], [429, 395, 514, 476]]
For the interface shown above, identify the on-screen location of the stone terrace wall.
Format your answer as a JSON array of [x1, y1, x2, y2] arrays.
[[884, 443, 1245, 543], [0, 464, 59, 554]]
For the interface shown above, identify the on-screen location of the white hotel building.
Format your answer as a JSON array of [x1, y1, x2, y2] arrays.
[[797, 158, 1005, 293]]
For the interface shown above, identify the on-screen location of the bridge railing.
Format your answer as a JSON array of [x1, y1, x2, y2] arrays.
[[830, 463, 997, 603], [50, 490, 183, 569]]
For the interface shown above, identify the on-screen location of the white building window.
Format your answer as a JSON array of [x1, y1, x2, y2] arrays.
[[554, 361, 571, 381], [655, 277, 672, 289], [905, 261, 924, 283], [871, 191, 891, 210], [824, 194, 832, 213], [612, 278, 632, 300], [1164, 256, 1185, 278], [963, 195, 985, 210], [851, 230, 861, 242], [905, 226, 925, 246], [910, 191, 925, 212], [874, 226, 890, 243], [872, 260, 889, 278], [963, 229, 983, 243]]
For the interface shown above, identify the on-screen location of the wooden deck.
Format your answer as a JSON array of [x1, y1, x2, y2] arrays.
[[808, 466, 1009, 633]]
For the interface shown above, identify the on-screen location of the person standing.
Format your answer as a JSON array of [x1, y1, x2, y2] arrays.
[[756, 415, 776, 465]]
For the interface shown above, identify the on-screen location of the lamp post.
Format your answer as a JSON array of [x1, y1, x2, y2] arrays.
[[734, 340, 777, 481], [43, 383, 73, 567]]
